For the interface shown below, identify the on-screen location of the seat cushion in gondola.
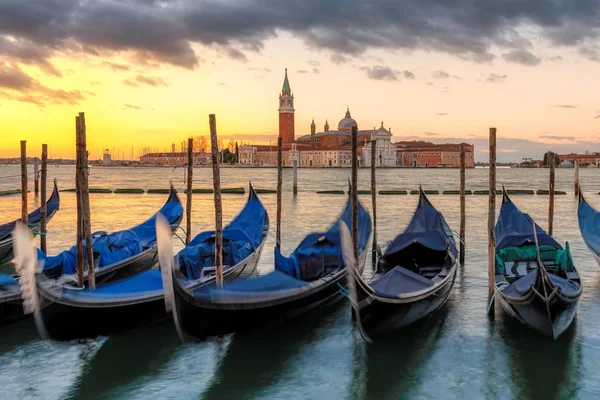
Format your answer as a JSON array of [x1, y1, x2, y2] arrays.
[[0, 272, 17, 287], [370, 266, 434, 297]]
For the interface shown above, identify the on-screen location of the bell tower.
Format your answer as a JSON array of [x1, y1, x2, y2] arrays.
[[278, 68, 295, 144]]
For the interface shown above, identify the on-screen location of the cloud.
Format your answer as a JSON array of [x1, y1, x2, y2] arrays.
[[579, 45, 600, 62], [403, 70, 415, 79], [124, 103, 142, 110], [123, 74, 168, 88], [595, 113, 600, 120], [307, 60, 320, 67], [102, 61, 130, 71], [539, 135, 576, 141], [484, 73, 508, 83], [363, 65, 398, 81], [4, 0, 600, 72], [247, 67, 271, 73], [502, 49, 542, 66], [422, 132, 439, 136], [436, 113, 448, 116], [0, 37, 61, 77], [549, 55, 563, 61], [330, 54, 350, 64], [432, 70, 450, 79], [0, 63, 90, 106], [552, 104, 577, 108]]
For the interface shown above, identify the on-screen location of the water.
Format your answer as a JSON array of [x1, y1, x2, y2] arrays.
[[1, 165, 600, 399]]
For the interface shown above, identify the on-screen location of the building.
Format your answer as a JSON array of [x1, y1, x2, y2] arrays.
[[395, 141, 475, 168], [362, 122, 396, 167], [140, 151, 210, 166], [558, 153, 600, 167], [279, 69, 295, 144], [102, 149, 112, 165]]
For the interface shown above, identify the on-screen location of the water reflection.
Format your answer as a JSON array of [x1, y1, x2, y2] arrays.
[[498, 312, 581, 400], [360, 307, 449, 399]]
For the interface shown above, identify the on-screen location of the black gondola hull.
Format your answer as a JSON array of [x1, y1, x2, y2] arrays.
[[0, 240, 13, 266], [0, 291, 24, 326], [174, 253, 366, 338], [498, 289, 580, 339], [355, 265, 457, 339]]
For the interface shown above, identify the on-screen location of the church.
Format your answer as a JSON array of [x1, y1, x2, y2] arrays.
[[238, 69, 396, 167]]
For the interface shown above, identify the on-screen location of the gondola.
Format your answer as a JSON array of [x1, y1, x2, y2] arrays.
[[577, 190, 600, 264], [493, 190, 581, 338], [0, 179, 60, 265], [0, 180, 60, 325], [34, 184, 267, 340], [348, 188, 458, 340], [166, 190, 371, 339]]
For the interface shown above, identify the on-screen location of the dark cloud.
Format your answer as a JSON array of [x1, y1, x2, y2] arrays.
[[363, 65, 398, 81], [124, 103, 142, 110], [330, 54, 350, 64], [549, 55, 563, 61], [436, 113, 448, 116], [403, 70, 415, 79], [539, 135, 576, 140], [103, 61, 131, 71], [552, 104, 577, 108], [0, 37, 61, 76], [2, 0, 600, 73], [0, 63, 89, 106], [502, 49, 542, 66], [123, 74, 168, 88], [432, 70, 450, 79], [484, 73, 508, 83]]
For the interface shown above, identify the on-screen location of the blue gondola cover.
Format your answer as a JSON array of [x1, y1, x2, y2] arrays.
[[496, 192, 561, 251], [578, 194, 600, 258]]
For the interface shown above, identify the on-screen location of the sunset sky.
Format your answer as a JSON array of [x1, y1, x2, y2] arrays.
[[1, 1, 600, 162]]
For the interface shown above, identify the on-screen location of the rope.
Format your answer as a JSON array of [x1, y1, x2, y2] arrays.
[[452, 230, 467, 249], [337, 282, 349, 297], [487, 281, 509, 315]]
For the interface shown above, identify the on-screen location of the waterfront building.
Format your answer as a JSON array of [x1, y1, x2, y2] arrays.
[[395, 141, 475, 168], [140, 151, 210, 166], [558, 153, 600, 167]]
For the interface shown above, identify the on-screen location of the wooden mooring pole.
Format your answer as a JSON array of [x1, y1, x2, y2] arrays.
[[351, 126, 358, 264], [186, 138, 193, 245], [75, 116, 84, 287], [76, 113, 95, 288], [459, 144, 466, 266], [276, 137, 282, 250], [209, 114, 223, 288], [40, 144, 48, 254], [20, 141, 27, 225], [548, 153, 555, 236], [574, 160, 579, 197], [370, 139, 377, 266], [292, 158, 298, 195], [487, 128, 497, 314], [34, 157, 39, 195]]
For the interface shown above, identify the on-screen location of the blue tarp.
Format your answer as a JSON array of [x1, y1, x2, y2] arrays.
[[192, 269, 309, 299], [502, 270, 580, 297], [578, 194, 600, 257], [371, 266, 434, 297], [275, 193, 372, 280], [384, 190, 458, 258], [42, 188, 183, 275], [0, 272, 17, 287], [177, 185, 267, 279], [61, 269, 163, 301], [0, 181, 60, 242], [496, 192, 561, 251]]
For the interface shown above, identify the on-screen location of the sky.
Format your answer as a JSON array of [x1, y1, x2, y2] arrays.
[[0, 0, 599, 162]]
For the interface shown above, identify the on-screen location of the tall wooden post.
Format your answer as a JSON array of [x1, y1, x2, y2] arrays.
[[186, 138, 193, 245], [40, 145, 48, 254], [548, 153, 555, 236], [77, 113, 95, 289], [20, 141, 28, 225], [276, 137, 282, 249], [370, 139, 377, 265], [351, 126, 359, 264], [574, 160, 579, 197], [459, 144, 466, 266], [34, 157, 39, 195], [292, 159, 298, 195], [487, 128, 497, 314], [209, 114, 224, 288], [75, 116, 84, 287]]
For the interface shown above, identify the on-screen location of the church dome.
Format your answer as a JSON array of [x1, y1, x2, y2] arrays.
[[338, 107, 357, 131]]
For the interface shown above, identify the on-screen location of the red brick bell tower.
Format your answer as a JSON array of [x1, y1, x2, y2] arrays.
[[278, 68, 295, 144]]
